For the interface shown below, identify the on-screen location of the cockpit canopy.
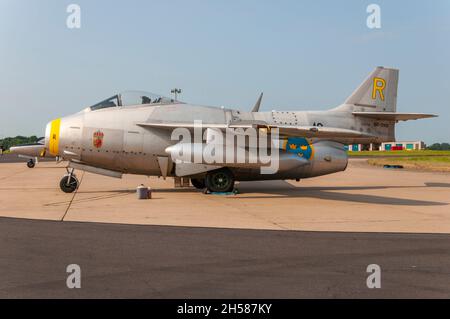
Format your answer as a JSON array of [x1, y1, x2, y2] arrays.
[[89, 91, 176, 111]]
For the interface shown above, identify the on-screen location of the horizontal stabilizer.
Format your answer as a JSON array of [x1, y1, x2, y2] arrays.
[[352, 112, 437, 121]]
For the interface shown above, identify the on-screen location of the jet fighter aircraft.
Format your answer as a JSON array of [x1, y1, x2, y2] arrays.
[[37, 67, 436, 193], [9, 137, 56, 168]]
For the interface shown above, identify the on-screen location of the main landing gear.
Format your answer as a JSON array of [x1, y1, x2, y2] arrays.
[[204, 168, 235, 193], [59, 168, 79, 193], [190, 178, 206, 190], [190, 169, 235, 193]]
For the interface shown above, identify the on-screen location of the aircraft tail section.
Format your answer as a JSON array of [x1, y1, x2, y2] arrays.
[[331, 67, 436, 143], [343, 66, 399, 112]]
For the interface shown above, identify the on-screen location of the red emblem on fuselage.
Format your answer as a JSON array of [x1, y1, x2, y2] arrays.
[[93, 130, 104, 148]]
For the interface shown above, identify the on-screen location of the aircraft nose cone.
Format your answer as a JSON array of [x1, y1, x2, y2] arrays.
[[8, 145, 19, 154]]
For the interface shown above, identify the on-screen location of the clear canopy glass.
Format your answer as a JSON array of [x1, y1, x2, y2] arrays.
[[89, 91, 176, 111]]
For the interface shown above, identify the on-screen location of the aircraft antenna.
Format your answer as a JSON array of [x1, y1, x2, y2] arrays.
[[171, 88, 182, 101]]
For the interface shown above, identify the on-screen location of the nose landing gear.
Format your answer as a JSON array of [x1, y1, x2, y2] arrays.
[[27, 159, 35, 168], [59, 168, 79, 193]]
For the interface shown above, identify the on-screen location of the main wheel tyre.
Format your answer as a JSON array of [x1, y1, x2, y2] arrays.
[[191, 178, 206, 190], [205, 169, 234, 193], [27, 160, 35, 168], [59, 175, 79, 193]]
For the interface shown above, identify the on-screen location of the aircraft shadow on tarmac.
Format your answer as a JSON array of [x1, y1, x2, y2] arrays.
[[69, 180, 449, 207], [229, 180, 448, 206]]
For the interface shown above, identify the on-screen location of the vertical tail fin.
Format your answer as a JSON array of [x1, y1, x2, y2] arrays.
[[344, 66, 399, 112]]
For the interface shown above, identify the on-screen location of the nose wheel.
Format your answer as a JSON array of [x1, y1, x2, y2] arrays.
[[59, 168, 79, 193], [27, 159, 35, 168]]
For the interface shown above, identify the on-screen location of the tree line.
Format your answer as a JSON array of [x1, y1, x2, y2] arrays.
[[427, 143, 450, 150]]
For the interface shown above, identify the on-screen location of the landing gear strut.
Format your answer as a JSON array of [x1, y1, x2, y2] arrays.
[[59, 168, 79, 193], [27, 159, 35, 168], [205, 168, 235, 193]]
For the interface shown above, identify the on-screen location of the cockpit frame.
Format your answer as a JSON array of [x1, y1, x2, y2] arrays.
[[89, 91, 178, 111]]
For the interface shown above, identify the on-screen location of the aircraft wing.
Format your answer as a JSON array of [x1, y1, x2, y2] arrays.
[[137, 121, 375, 139], [228, 120, 376, 138], [352, 112, 437, 121], [271, 126, 376, 138], [136, 121, 228, 129]]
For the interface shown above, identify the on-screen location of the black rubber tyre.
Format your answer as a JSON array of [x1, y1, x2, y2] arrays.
[[59, 175, 79, 193], [205, 169, 235, 193], [27, 160, 35, 168], [191, 178, 206, 190]]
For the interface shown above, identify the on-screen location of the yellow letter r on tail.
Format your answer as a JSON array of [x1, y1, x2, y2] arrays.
[[372, 77, 386, 101]]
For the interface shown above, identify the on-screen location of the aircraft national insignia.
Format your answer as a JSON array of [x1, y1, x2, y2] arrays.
[[284, 137, 314, 160], [93, 130, 104, 148]]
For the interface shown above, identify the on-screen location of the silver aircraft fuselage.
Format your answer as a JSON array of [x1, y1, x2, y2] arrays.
[[46, 103, 352, 181]]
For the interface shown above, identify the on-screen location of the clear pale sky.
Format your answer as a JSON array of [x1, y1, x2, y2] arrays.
[[0, 0, 449, 143]]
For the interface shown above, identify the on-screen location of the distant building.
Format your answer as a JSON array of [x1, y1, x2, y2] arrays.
[[346, 141, 425, 152], [380, 141, 425, 151]]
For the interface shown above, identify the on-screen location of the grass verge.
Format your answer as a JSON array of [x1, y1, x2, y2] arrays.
[[367, 156, 450, 172], [349, 150, 450, 157]]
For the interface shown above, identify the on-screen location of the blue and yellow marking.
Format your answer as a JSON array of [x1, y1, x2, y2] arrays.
[[282, 137, 314, 159], [49, 118, 61, 156]]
